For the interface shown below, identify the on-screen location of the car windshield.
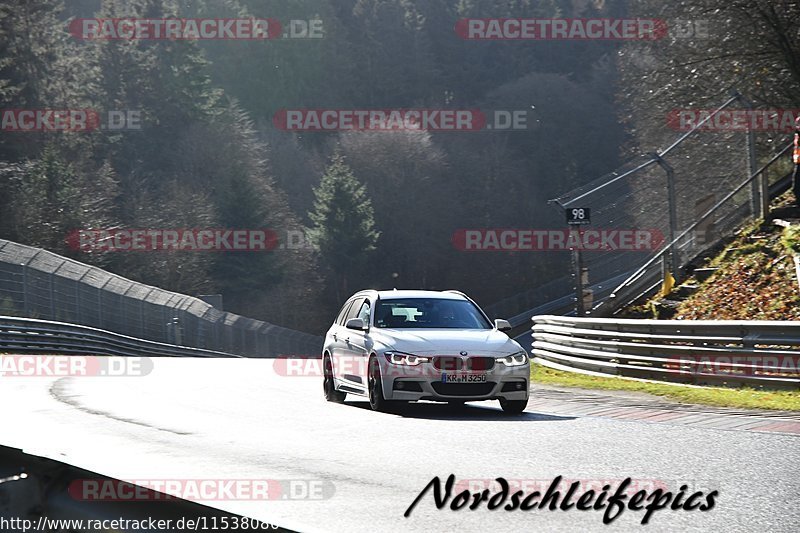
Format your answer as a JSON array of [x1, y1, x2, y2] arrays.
[[374, 298, 492, 329]]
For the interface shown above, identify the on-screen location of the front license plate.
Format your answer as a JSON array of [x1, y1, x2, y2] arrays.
[[442, 373, 487, 383]]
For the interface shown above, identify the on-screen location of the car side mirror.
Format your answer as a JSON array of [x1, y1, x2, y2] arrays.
[[345, 318, 368, 331], [494, 319, 512, 332]]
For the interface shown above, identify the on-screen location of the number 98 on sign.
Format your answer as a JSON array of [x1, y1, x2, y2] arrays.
[[566, 207, 591, 225]]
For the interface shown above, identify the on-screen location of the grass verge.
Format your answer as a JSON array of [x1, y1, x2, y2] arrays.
[[531, 363, 800, 411]]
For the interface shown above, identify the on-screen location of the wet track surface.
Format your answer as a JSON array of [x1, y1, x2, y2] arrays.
[[2, 358, 798, 532]]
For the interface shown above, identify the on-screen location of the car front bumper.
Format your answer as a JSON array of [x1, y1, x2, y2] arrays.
[[381, 360, 530, 402]]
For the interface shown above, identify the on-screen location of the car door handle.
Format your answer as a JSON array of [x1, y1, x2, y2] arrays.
[[332, 333, 337, 341], [345, 338, 351, 344]]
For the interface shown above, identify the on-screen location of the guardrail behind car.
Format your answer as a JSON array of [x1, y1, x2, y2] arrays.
[[0, 238, 323, 357], [0, 316, 239, 358], [531, 315, 800, 390]]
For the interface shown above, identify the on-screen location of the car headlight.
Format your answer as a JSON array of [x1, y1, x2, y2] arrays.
[[496, 351, 528, 367], [384, 351, 429, 366]]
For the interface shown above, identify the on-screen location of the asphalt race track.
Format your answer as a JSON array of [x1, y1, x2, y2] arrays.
[[2, 358, 798, 532]]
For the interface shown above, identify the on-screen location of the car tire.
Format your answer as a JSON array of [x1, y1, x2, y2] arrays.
[[368, 356, 389, 412], [499, 398, 528, 414], [323, 356, 346, 403]]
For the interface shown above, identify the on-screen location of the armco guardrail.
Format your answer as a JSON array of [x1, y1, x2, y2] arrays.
[[0, 316, 240, 358], [532, 315, 800, 390], [0, 239, 322, 357]]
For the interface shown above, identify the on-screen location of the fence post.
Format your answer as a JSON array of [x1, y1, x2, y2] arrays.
[[162, 305, 169, 342], [213, 318, 220, 351], [572, 246, 585, 317], [173, 317, 182, 345], [661, 255, 670, 296], [75, 280, 81, 323], [75, 270, 90, 325], [21, 263, 29, 315], [119, 293, 125, 334], [97, 278, 111, 328], [654, 154, 678, 276], [748, 130, 765, 219], [196, 315, 203, 348], [140, 298, 146, 338], [735, 91, 763, 218], [49, 272, 55, 319], [581, 267, 592, 312]]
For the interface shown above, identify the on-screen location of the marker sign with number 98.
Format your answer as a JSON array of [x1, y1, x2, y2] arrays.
[[566, 207, 591, 225]]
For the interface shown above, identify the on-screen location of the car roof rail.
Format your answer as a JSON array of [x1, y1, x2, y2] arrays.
[[352, 289, 379, 300], [444, 289, 468, 298]]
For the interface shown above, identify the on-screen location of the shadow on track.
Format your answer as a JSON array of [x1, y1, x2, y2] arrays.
[[344, 400, 575, 422]]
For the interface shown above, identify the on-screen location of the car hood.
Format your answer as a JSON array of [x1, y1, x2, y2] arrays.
[[369, 328, 523, 355]]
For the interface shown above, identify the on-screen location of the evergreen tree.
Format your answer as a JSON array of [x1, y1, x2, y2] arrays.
[[308, 153, 379, 303], [2, 146, 118, 254]]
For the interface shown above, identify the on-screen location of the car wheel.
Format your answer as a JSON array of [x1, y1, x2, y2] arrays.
[[368, 356, 388, 412], [499, 398, 528, 414], [323, 356, 346, 403]]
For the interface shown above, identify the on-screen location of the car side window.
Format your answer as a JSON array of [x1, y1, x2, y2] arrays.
[[357, 300, 371, 325], [336, 300, 354, 325], [344, 298, 364, 322]]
